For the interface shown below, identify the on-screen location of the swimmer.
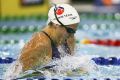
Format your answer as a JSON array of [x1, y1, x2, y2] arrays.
[[4, 3, 80, 79], [19, 3, 80, 71]]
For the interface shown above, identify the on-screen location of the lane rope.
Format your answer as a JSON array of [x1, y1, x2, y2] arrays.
[[0, 57, 120, 65]]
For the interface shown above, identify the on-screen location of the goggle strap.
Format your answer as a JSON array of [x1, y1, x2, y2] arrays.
[[54, 4, 66, 27]]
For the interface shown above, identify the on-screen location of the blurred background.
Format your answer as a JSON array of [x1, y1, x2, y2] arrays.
[[0, 0, 120, 79]]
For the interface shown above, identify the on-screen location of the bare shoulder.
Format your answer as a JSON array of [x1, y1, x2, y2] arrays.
[[20, 31, 52, 57], [24, 32, 51, 49], [19, 32, 52, 71]]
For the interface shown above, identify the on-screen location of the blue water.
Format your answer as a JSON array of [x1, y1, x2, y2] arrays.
[[0, 17, 120, 79], [0, 29, 120, 79]]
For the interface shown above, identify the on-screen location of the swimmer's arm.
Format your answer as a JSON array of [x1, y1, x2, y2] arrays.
[[19, 33, 52, 71], [66, 35, 75, 55]]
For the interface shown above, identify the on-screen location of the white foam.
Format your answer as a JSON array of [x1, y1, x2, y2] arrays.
[[41, 55, 98, 77], [3, 61, 22, 80], [3, 55, 98, 78]]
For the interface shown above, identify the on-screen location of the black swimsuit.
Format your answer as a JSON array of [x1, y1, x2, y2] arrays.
[[42, 31, 71, 59]]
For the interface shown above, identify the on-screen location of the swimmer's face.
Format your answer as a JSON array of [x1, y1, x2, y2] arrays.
[[66, 23, 78, 34], [59, 23, 78, 33], [65, 23, 78, 37], [58, 23, 78, 39]]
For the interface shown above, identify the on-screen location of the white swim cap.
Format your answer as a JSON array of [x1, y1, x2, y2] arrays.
[[48, 4, 80, 25]]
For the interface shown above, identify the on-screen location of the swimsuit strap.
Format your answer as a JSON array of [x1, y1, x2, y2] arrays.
[[42, 31, 55, 46], [42, 31, 60, 59]]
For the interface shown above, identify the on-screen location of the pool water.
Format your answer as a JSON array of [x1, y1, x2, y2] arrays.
[[0, 16, 120, 79], [0, 29, 120, 80]]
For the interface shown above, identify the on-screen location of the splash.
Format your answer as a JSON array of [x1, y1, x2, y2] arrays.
[[3, 54, 120, 79], [3, 61, 22, 80], [4, 55, 98, 79], [36, 55, 98, 77]]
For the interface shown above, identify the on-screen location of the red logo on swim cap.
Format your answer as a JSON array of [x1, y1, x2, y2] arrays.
[[56, 7, 64, 15]]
